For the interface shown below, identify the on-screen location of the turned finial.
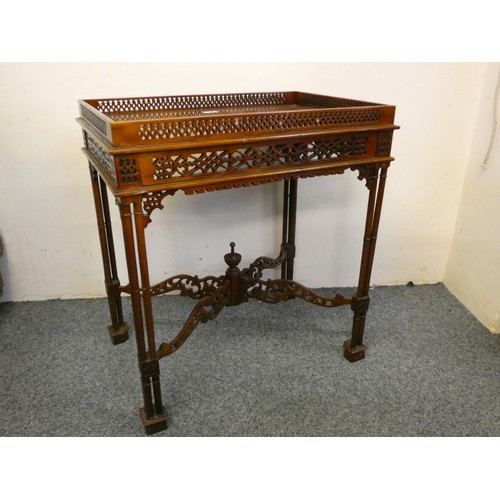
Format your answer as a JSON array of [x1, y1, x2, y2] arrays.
[[224, 242, 241, 268]]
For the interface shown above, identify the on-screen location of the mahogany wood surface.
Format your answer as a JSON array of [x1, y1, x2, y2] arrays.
[[78, 91, 398, 434]]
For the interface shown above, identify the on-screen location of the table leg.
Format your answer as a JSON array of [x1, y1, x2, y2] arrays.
[[281, 178, 298, 279], [89, 166, 129, 344], [119, 198, 168, 434], [344, 166, 388, 362]]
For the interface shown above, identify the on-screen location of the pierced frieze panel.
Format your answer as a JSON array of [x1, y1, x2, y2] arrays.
[[152, 135, 369, 181], [377, 131, 393, 156], [302, 135, 368, 160], [118, 158, 139, 185], [138, 109, 380, 142], [86, 135, 116, 183]]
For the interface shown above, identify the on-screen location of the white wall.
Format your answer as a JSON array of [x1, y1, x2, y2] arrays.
[[0, 63, 485, 302], [444, 63, 500, 333]]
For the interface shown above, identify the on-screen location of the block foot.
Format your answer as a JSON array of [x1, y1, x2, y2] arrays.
[[343, 340, 367, 362], [139, 406, 168, 435], [108, 322, 129, 345]]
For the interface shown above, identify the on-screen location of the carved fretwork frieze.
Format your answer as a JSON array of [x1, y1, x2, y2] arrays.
[[86, 135, 116, 184], [152, 135, 369, 182], [377, 131, 393, 157], [181, 165, 352, 195], [118, 158, 140, 185]]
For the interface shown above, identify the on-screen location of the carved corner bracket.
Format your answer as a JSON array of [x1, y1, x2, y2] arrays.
[[350, 164, 379, 188], [142, 190, 177, 227]]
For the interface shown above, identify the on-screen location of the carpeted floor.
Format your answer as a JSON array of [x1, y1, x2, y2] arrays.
[[0, 283, 498, 437]]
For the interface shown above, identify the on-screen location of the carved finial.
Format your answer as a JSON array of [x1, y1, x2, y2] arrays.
[[224, 242, 241, 268]]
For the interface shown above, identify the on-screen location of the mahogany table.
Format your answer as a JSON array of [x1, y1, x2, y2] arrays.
[[77, 91, 398, 434]]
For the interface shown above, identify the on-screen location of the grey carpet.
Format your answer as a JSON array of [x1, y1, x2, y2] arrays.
[[0, 284, 498, 437]]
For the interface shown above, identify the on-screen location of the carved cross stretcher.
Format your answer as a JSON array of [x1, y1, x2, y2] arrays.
[[77, 91, 398, 434]]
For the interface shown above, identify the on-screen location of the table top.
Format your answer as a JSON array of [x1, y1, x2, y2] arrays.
[[78, 91, 398, 197], [78, 91, 396, 152]]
